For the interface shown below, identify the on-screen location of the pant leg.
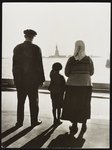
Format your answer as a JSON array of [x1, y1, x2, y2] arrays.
[[17, 90, 27, 124], [28, 89, 39, 125]]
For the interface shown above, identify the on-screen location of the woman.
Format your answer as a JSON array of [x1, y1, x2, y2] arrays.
[[61, 40, 94, 137]]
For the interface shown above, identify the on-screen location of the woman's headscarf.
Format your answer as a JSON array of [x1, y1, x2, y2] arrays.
[[74, 40, 86, 61]]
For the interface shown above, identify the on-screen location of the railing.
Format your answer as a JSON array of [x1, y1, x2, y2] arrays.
[[1, 78, 110, 93]]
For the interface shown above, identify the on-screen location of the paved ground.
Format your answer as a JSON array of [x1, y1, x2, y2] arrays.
[[1, 90, 110, 148]]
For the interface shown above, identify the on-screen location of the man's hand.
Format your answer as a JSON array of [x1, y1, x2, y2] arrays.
[[39, 82, 43, 87], [39, 82, 46, 87]]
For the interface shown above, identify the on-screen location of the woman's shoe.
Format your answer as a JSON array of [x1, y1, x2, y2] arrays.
[[57, 119, 62, 124], [69, 125, 78, 135]]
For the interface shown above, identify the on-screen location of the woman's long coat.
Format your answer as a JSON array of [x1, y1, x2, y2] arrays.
[[61, 56, 94, 123]]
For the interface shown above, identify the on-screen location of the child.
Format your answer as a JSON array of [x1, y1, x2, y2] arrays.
[[48, 62, 66, 125]]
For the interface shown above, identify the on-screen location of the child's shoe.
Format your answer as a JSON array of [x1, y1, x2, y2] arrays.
[[57, 119, 62, 124]]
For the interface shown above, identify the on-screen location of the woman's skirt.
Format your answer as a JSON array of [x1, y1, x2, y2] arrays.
[[61, 86, 92, 123]]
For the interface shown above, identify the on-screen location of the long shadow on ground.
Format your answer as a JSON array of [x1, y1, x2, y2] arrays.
[[21, 124, 60, 148], [1, 126, 21, 139], [2, 126, 32, 147], [48, 132, 85, 148]]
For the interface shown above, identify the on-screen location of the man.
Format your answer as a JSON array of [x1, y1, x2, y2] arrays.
[[12, 29, 45, 127]]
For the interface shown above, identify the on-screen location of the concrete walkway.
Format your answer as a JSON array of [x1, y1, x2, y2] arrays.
[[1, 90, 110, 148]]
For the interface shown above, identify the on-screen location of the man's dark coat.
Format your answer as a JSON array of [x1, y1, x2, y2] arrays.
[[12, 41, 45, 89]]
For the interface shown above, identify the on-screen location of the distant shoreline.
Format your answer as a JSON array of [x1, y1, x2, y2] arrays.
[[2, 57, 110, 83], [2, 55, 108, 59], [2, 55, 102, 59]]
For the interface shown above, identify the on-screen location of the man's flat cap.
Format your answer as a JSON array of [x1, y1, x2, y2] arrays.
[[23, 29, 37, 37]]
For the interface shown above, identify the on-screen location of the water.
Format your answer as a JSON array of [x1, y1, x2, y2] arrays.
[[2, 57, 110, 84]]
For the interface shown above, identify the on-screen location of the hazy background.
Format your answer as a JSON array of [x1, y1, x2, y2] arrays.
[[2, 2, 110, 58]]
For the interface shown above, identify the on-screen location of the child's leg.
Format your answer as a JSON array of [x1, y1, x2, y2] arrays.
[[57, 108, 62, 124], [52, 106, 57, 124], [51, 94, 57, 124], [57, 108, 61, 120]]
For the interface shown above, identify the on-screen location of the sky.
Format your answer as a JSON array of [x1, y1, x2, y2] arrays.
[[2, 2, 110, 58]]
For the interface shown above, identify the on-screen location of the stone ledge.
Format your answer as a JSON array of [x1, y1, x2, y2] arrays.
[[2, 79, 110, 93]]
